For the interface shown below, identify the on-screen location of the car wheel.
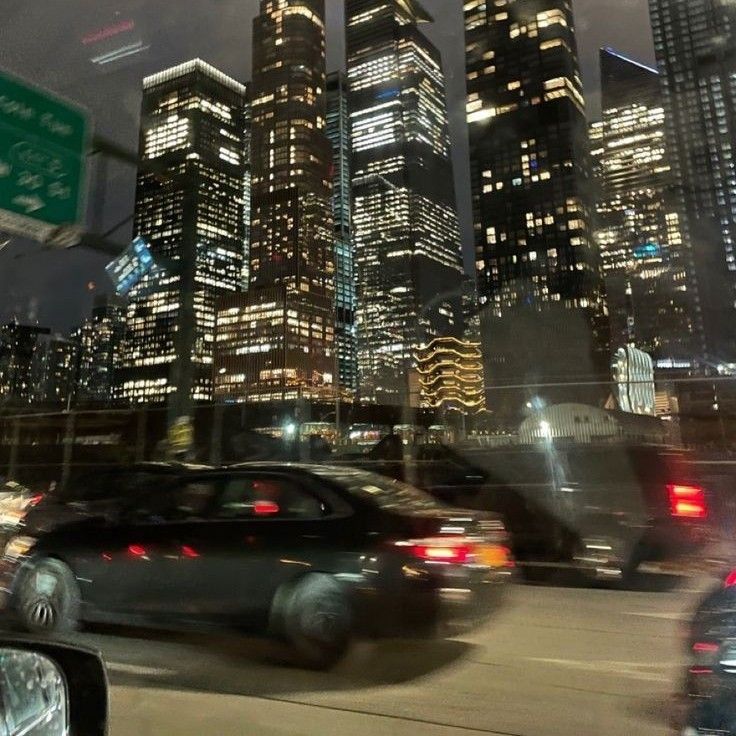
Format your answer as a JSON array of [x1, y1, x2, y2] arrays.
[[16, 558, 80, 634], [277, 574, 352, 670]]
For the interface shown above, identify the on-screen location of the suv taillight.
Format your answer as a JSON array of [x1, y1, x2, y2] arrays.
[[724, 570, 736, 588], [667, 483, 707, 519]]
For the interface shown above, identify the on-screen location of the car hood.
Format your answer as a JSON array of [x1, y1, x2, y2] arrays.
[[19, 503, 103, 537]]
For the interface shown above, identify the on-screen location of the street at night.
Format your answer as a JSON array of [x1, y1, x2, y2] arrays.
[[43, 576, 707, 736]]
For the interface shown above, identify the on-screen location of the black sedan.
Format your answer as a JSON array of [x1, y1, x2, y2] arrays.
[[0, 463, 511, 668]]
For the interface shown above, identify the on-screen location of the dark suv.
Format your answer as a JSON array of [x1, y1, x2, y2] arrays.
[[346, 440, 709, 582]]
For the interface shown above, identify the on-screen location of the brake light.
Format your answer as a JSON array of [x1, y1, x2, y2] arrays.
[[28, 494, 44, 507], [253, 500, 280, 516], [693, 642, 720, 653], [402, 538, 475, 564], [667, 484, 707, 519], [724, 570, 736, 588]]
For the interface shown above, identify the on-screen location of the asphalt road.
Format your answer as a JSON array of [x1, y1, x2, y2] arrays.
[[27, 573, 711, 736]]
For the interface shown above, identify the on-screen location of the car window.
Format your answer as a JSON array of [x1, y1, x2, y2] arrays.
[[212, 475, 325, 520], [124, 479, 217, 523], [61, 469, 177, 503], [311, 467, 444, 512]]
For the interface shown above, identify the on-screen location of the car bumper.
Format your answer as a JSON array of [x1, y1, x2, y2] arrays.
[[360, 560, 512, 638]]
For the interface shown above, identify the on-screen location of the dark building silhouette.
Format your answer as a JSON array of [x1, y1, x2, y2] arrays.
[[649, 0, 736, 366], [464, 0, 609, 418]]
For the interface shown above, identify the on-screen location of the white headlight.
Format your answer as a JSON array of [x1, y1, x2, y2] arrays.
[[3, 536, 36, 559]]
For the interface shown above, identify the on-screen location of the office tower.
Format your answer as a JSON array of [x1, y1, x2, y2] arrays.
[[590, 48, 699, 362], [326, 71, 357, 394], [231, 0, 335, 403], [464, 0, 608, 412], [75, 294, 126, 404], [117, 59, 248, 411], [648, 0, 736, 364], [415, 337, 486, 414], [0, 323, 50, 404], [30, 335, 78, 406], [346, 0, 465, 404]]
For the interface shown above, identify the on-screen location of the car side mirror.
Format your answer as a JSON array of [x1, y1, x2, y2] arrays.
[[0, 638, 108, 735]]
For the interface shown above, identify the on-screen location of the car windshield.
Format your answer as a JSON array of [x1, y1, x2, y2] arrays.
[[1, 1, 736, 734]]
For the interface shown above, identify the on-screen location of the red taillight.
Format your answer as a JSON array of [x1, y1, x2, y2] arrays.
[[253, 500, 280, 516], [128, 544, 147, 557], [402, 538, 474, 564], [28, 494, 44, 507], [693, 642, 720, 653], [724, 570, 736, 588], [667, 484, 707, 519]]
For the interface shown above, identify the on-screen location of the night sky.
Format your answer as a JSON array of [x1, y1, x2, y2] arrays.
[[0, 0, 656, 334]]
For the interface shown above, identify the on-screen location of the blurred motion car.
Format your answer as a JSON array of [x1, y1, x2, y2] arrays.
[[0, 463, 511, 669], [0, 482, 45, 544], [345, 439, 709, 583]]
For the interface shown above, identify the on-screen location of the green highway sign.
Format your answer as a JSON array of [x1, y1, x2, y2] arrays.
[[0, 69, 89, 247]]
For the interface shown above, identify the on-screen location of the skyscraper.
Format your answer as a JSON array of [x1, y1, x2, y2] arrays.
[[648, 0, 736, 364], [464, 0, 608, 411], [30, 334, 78, 407], [326, 71, 357, 394], [225, 0, 335, 404], [118, 60, 248, 412], [0, 323, 50, 404], [590, 48, 699, 361], [75, 294, 126, 404], [346, 0, 465, 404]]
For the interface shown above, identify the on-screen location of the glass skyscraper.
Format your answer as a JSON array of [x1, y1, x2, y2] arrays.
[[590, 48, 700, 362], [648, 0, 736, 365], [326, 71, 357, 394], [464, 0, 609, 413], [346, 0, 464, 404], [118, 60, 248, 412], [215, 0, 335, 404]]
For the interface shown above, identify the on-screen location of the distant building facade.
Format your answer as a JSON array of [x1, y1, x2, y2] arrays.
[[346, 0, 465, 403], [0, 323, 50, 404], [224, 0, 336, 404], [326, 71, 357, 394], [414, 337, 485, 414], [590, 48, 699, 361], [612, 344, 656, 416], [30, 335, 78, 406], [118, 60, 249, 409], [75, 294, 126, 404], [649, 0, 736, 363], [464, 0, 609, 414]]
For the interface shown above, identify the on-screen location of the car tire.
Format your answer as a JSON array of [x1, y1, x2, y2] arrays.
[[276, 574, 352, 670], [15, 557, 80, 634]]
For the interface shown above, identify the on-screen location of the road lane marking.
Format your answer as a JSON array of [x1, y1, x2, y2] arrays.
[[526, 657, 674, 682], [106, 662, 176, 677], [624, 611, 686, 621]]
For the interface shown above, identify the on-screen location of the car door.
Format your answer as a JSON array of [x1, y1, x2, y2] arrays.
[[74, 474, 217, 621], [173, 470, 355, 628]]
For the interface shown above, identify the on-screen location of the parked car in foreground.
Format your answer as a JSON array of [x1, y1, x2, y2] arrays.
[[343, 440, 710, 582], [0, 463, 511, 668]]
